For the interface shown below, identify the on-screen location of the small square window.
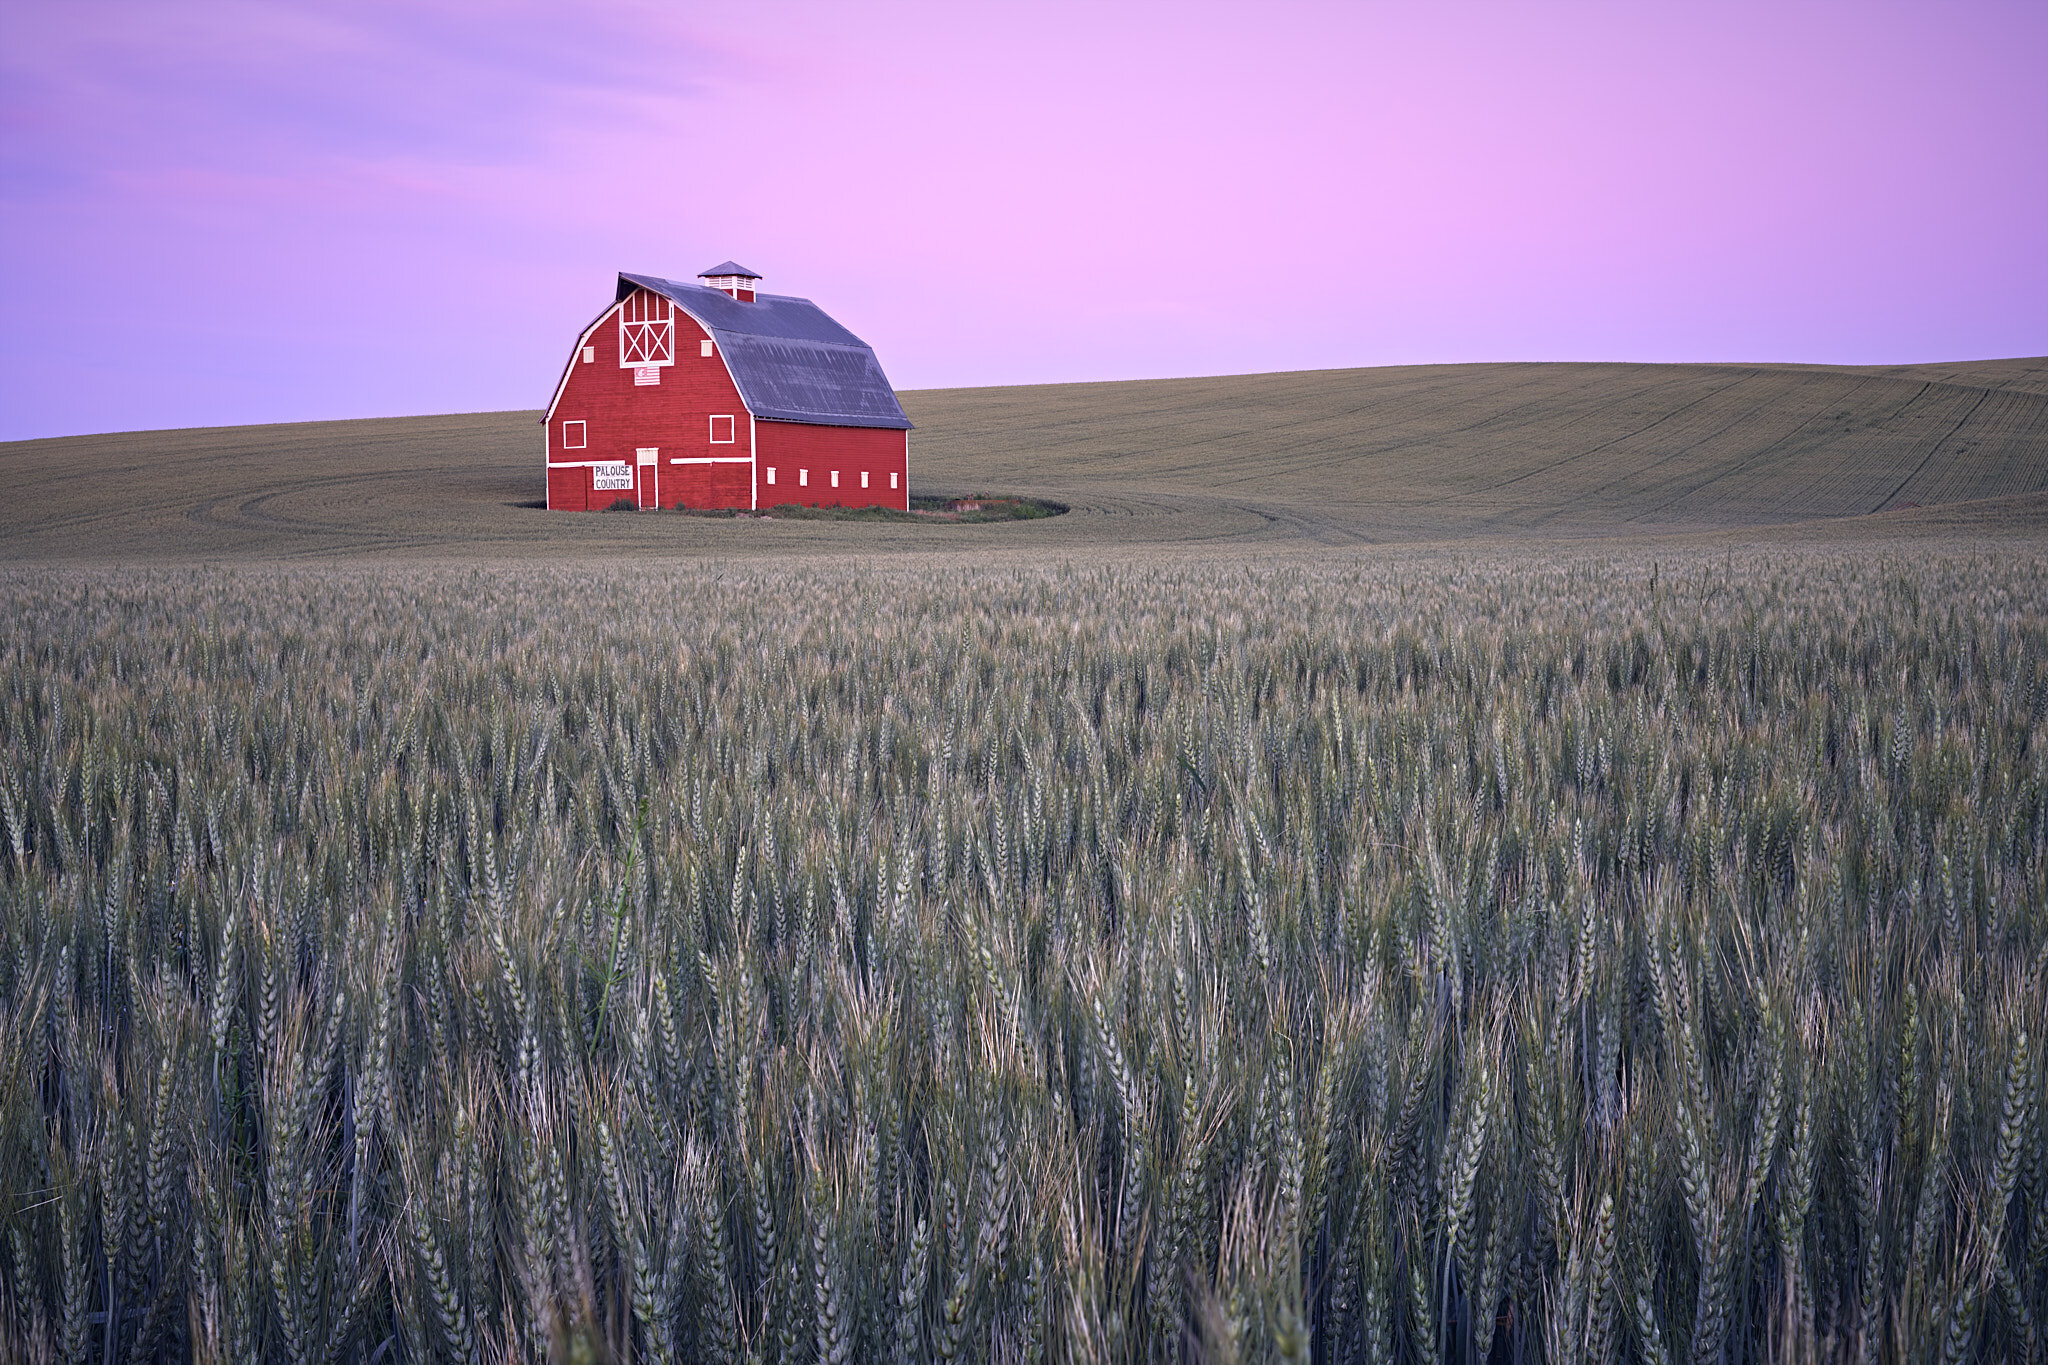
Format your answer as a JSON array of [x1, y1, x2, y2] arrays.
[[861, 471, 869, 488], [561, 420, 586, 449], [830, 471, 839, 488], [709, 415, 734, 443], [766, 467, 776, 485], [800, 469, 808, 487], [700, 339, 714, 357], [581, 346, 594, 364]]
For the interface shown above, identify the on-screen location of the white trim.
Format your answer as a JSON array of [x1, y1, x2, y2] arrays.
[[560, 420, 586, 449], [749, 414, 758, 510], [546, 301, 622, 419], [668, 456, 753, 464], [618, 290, 676, 368], [628, 290, 758, 425], [549, 459, 630, 468], [637, 449, 659, 509], [709, 414, 735, 444], [702, 275, 759, 302]]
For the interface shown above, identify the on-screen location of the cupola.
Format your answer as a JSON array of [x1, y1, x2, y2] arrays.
[[699, 260, 761, 302]]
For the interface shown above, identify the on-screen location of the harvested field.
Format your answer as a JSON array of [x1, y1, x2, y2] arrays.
[[2, 357, 2044, 562], [903, 358, 2048, 544]]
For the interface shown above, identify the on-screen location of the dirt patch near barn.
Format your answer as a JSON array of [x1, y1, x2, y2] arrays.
[[910, 495, 1067, 521]]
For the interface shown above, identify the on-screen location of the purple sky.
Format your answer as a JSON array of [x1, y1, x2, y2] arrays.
[[3, 0, 2045, 440]]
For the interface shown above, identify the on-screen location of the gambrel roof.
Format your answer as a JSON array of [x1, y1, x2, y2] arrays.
[[618, 273, 913, 431]]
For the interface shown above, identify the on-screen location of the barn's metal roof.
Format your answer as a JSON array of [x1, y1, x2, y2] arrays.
[[697, 260, 760, 279], [620, 272, 912, 431]]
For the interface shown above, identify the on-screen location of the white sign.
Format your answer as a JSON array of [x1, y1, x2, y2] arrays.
[[593, 463, 633, 490]]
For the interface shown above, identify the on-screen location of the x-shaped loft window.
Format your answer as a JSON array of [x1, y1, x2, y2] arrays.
[[619, 290, 674, 367]]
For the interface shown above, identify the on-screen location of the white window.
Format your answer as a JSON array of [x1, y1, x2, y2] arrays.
[[800, 469, 808, 487], [890, 472, 899, 489], [560, 420, 586, 449], [709, 415, 734, 443], [765, 467, 776, 485], [700, 339, 714, 357], [581, 346, 594, 364], [619, 290, 674, 367], [861, 471, 869, 488], [634, 367, 660, 385], [636, 448, 658, 466], [830, 470, 839, 488]]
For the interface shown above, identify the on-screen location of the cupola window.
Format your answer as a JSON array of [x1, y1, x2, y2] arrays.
[[697, 261, 762, 302]]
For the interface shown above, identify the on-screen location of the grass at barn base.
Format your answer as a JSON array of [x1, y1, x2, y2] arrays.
[[668, 494, 1066, 522]]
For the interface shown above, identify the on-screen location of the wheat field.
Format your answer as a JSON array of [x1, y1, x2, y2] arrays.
[[2, 541, 2044, 1363]]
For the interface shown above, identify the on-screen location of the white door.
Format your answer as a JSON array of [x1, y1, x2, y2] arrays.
[[636, 448, 658, 509]]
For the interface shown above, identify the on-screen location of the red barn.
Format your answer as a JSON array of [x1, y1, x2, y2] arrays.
[[543, 262, 912, 511]]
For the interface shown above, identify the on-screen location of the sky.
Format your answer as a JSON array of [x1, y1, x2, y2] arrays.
[[2, 0, 2045, 440]]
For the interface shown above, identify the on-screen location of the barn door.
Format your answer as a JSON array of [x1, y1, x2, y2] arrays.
[[636, 448, 659, 510]]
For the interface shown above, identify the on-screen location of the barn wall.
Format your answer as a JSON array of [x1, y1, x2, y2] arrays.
[[547, 467, 590, 511], [545, 291, 753, 510], [755, 422, 909, 510], [665, 461, 752, 511]]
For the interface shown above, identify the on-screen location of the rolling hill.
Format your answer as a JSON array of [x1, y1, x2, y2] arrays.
[[2, 358, 2042, 561]]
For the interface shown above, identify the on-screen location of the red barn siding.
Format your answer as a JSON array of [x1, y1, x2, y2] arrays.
[[548, 467, 590, 511], [755, 421, 909, 510], [545, 290, 752, 510], [668, 460, 752, 510], [544, 285, 910, 511]]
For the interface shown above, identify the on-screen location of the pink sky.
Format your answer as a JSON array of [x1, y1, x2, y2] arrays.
[[3, 0, 2044, 440]]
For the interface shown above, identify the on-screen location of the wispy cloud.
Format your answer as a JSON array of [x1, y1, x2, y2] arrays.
[[1, 0, 721, 198]]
